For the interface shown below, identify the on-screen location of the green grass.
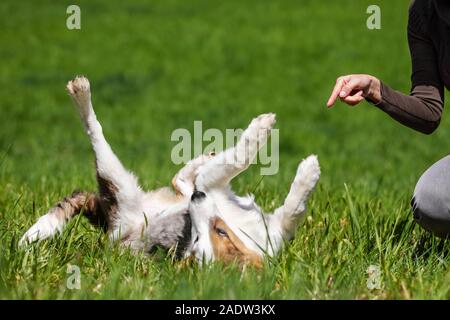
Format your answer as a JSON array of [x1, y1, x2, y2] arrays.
[[0, 0, 449, 299]]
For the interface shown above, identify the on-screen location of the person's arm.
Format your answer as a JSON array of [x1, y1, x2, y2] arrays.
[[372, 83, 443, 134], [372, 6, 445, 135], [327, 6, 445, 134]]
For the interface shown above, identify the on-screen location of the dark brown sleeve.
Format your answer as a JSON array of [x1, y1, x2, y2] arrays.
[[373, 83, 443, 134], [368, 4, 445, 135]]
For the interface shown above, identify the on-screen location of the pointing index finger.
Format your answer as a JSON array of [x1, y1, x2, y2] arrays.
[[327, 77, 348, 108]]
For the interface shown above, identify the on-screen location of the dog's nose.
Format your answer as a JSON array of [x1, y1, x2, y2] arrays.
[[191, 190, 206, 202]]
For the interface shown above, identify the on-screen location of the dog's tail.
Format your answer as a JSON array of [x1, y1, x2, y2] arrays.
[[19, 191, 106, 246]]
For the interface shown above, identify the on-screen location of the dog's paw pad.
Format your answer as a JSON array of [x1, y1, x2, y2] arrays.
[[66, 76, 90, 97]]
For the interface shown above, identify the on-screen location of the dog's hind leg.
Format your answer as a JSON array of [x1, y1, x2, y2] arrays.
[[20, 191, 101, 245], [272, 155, 320, 240], [195, 113, 276, 191], [66, 76, 145, 237]]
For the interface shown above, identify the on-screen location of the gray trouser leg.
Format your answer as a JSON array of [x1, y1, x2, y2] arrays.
[[412, 155, 450, 238]]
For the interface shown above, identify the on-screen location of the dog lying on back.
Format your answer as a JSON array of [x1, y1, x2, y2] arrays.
[[20, 76, 320, 268]]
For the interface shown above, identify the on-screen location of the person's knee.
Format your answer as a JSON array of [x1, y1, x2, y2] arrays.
[[411, 192, 450, 239], [411, 156, 450, 238]]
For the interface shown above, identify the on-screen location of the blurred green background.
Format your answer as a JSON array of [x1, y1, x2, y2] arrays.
[[0, 0, 448, 299]]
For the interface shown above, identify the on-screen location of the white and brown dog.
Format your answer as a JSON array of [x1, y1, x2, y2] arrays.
[[20, 76, 320, 268]]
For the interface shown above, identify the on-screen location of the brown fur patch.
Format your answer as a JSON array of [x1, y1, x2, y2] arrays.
[[209, 217, 262, 268], [171, 174, 182, 196], [53, 191, 107, 230]]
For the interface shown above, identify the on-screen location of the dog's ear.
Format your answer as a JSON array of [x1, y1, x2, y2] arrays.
[[209, 217, 262, 268]]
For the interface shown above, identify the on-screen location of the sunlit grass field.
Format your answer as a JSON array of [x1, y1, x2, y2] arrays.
[[0, 0, 449, 299]]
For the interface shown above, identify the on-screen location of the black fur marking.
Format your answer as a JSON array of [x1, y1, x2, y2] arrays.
[[96, 174, 119, 229], [146, 210, 192, 258]]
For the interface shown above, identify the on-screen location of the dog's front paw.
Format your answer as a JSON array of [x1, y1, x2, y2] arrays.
[[250, 113, 276, 132], [296, 155, 320, 189]]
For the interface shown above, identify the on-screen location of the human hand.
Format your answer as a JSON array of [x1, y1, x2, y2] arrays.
[[326, 74, 382, 108]]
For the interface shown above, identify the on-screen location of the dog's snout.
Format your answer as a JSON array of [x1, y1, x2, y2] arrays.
[[191, 190, 206, 202]]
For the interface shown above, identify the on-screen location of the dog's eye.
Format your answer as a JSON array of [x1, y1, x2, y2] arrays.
[[215, 227, 228, 238], [194, 236, 199, 243]]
